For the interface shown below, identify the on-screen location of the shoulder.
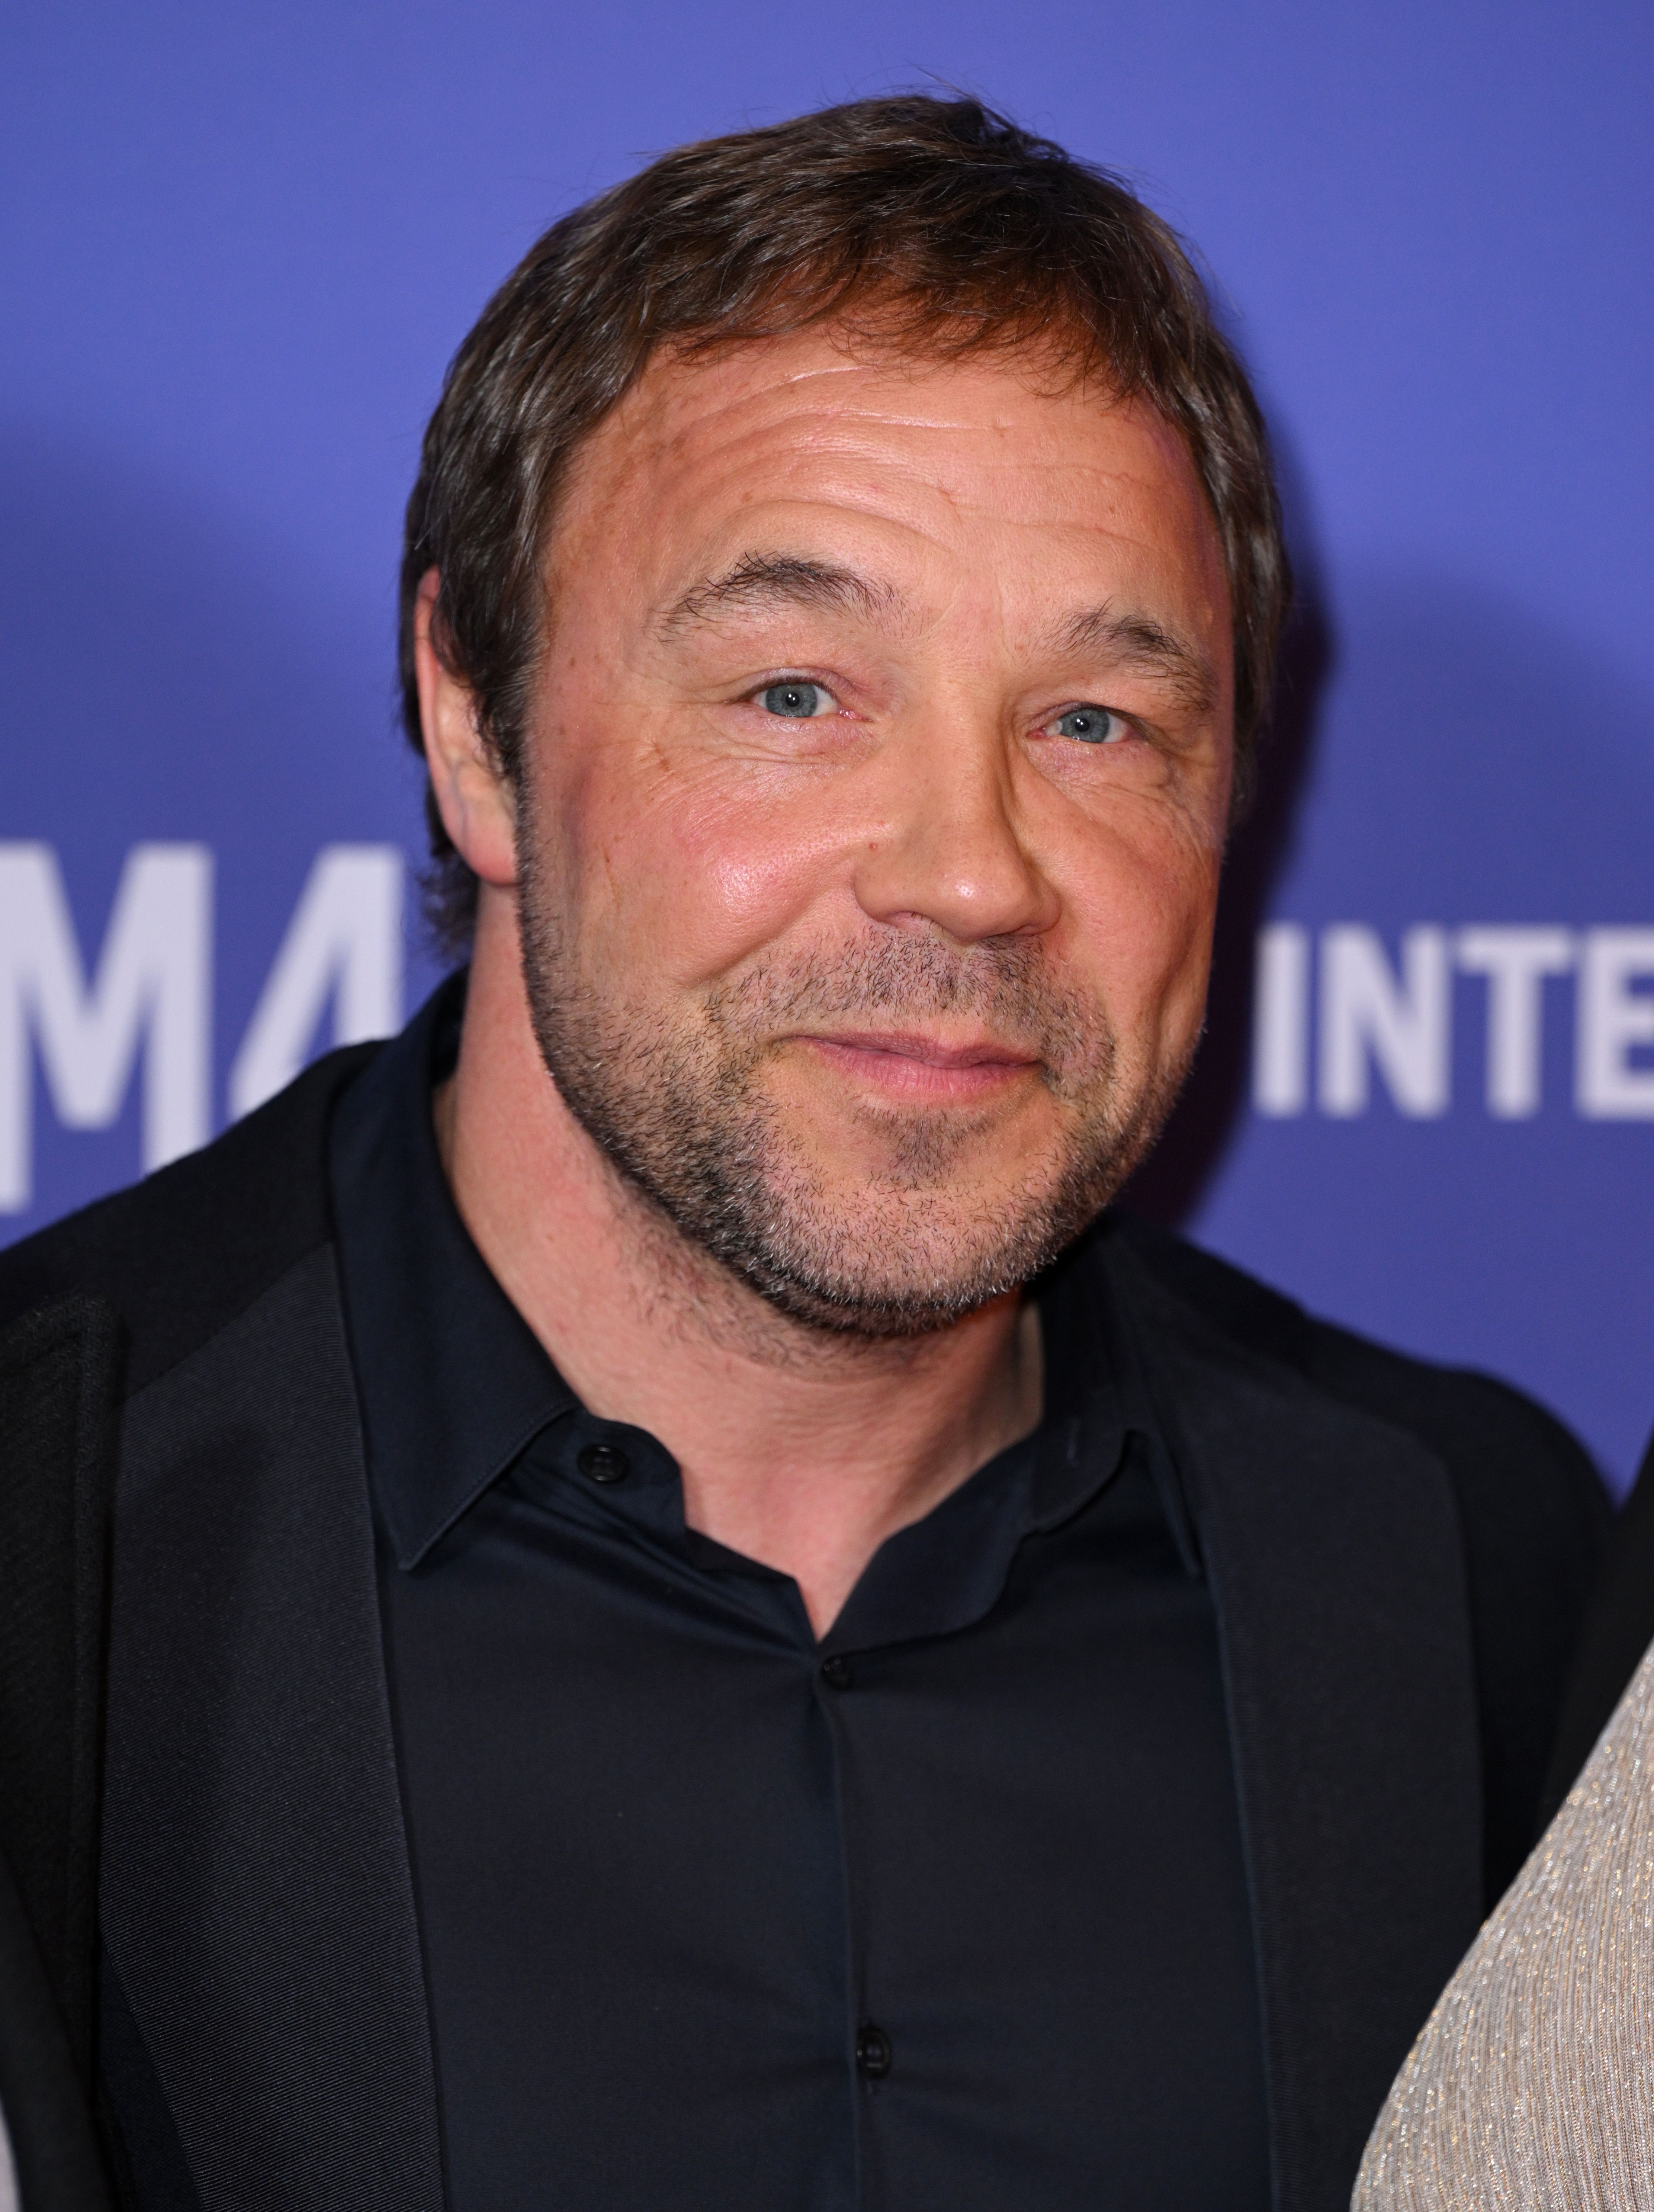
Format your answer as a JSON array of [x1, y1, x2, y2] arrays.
[[1109, 1211, 1610, 1886], [1110, 1211, 1606, 1538], [0, 1042, 380, 1396]]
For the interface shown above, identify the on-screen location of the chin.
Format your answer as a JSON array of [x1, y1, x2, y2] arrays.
[[722, 1158, 1117, 1341]]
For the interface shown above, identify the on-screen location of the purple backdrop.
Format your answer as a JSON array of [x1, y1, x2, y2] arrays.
[[4, 2, 1651, 1489]]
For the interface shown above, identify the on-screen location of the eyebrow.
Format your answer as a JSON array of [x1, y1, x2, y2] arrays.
[[1053, 603, 1220, 716], [658, 558, 1220, 716], [657, 553, 903, 640]]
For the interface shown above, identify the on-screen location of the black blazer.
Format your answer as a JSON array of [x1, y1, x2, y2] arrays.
[[0, 1298, 117, 2212], [0, 1040, 1609, 2212]]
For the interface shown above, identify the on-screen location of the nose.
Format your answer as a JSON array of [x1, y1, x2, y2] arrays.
[[851, 718, 1060, 947]]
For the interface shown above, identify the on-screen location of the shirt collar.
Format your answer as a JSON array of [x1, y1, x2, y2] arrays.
[[330, 972, 577, 1569]]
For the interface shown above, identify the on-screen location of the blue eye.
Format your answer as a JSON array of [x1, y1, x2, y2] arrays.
[[1052, 704, 1123, 744], [759, 680, 831, 719]]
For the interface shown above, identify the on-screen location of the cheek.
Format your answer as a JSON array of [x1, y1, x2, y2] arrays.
[[561, 751, 859, 988], [1058, 813, 1221, 1030]]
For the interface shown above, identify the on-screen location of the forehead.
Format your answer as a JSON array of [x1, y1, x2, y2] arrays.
[[552, 324, 1228, 622]]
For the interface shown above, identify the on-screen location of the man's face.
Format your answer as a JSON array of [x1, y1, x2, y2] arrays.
[[504, 327, 1234, 1334]]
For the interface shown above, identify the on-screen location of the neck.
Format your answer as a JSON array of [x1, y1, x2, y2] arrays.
[[437, 903, 1043, 1635]]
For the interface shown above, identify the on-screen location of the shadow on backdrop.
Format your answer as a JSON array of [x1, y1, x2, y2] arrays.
[[1122, 435, 1333, 1227]]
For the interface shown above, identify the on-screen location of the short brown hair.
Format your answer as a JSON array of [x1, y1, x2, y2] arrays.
[[401, 94, 1290, 947]]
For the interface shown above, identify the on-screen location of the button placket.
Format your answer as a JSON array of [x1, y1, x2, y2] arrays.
[[814, 1646, 896, 2148]]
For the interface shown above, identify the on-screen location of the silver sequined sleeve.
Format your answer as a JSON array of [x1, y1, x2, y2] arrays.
[[1354, 1638, 1654, 2209]]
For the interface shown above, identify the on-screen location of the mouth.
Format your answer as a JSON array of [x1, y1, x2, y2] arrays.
[[788, 1029, 1043, 1101]]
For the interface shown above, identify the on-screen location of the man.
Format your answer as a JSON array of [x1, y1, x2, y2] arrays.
[[0, 96, 1607, 2212]]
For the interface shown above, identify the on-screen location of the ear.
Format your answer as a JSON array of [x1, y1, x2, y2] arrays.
[[414, 569, 517, 887]]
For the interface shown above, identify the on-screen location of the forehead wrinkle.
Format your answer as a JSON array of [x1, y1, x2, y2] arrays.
[[655, 551, 908, 644], [1050, 601, 1220, 716]]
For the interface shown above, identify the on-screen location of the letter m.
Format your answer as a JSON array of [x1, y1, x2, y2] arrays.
[[0, 843, 212, 1211]]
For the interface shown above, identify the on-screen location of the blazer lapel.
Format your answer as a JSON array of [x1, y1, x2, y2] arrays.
[[0, 1294, 118, 2083], [1107, 1239, 1482, 2212], [0, 1297, 120, 2212], [101, 1245, 443, 2212]]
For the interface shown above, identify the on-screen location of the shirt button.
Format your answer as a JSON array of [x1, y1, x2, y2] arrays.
[[577, 1441, 630, 1485], [855, 2024, 893, 2080], [819, 1655, 853, 1691]]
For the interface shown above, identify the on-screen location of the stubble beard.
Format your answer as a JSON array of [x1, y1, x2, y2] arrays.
[[516, 838, 1194, 1341]]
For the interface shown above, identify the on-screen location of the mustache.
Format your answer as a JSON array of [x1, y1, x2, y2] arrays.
[[705, 932, 1100, 1074]]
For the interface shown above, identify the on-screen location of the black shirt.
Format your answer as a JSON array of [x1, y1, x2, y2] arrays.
[[329, 979, 1270, 2212]]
